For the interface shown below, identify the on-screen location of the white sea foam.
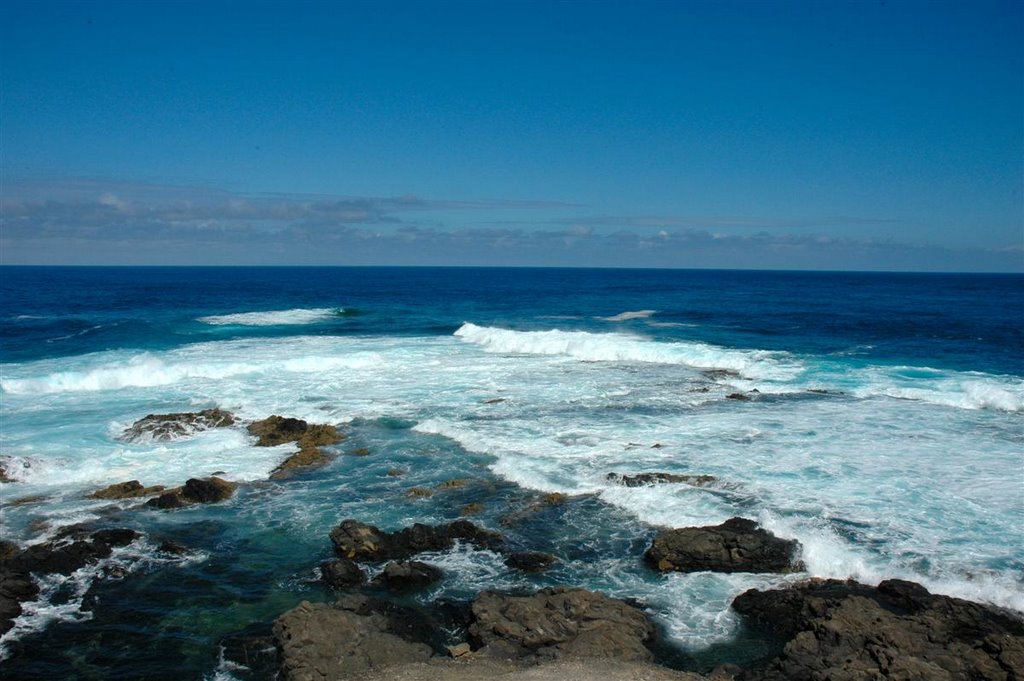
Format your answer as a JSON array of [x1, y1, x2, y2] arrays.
[[197, 308, 342, 326], [598, 309, 658, 322], [454, 323, 799, 379]]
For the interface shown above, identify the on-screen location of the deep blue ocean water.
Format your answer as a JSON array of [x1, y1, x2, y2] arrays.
[[0, 267, 1021, 679]]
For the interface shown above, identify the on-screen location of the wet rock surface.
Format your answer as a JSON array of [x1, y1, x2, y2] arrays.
[[249, 415, 346, 479], [0, 568, 38, 635], [330, 519, 504, 561], [732, 578, 1024, 681], [645, 517, 802, 574], [468, 587, 656, 662], [607, 472, 717, 487], [119, 408, 235, 442], [504, 551, 557, 572]]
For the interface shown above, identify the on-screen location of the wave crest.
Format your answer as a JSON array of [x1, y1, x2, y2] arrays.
[[197, 308, 343, 326]]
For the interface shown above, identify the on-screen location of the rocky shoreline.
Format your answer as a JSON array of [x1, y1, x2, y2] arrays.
[[2, 409, 1022, 679]]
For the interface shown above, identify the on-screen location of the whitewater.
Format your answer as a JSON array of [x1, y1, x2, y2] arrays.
[[0, 266, 1021, 679]]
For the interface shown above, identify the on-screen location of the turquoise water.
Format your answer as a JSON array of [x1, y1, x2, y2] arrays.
[[0, 267, 1021, 679]]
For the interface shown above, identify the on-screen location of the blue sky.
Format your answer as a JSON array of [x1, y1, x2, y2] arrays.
[[1, 0, 1021, 270]]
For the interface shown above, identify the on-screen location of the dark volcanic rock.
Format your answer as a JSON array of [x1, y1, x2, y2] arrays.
[[504, 551, 557, 572], [645, 517, 801, 573], [0, 568, 39, 634], [468, 587, 656, 662], [6, 540, 113, 575], [320, 558, 366, 588], [120, 408, 235, 442], [330, 519, 504, 561], [733, 578, 1024, 681], [0, 540, 19, 561], [371, 561, 443, 591], [158, 540, 189, 555], [273, 598, 433, 680], [89, 480, 166, 500], [90, 528, 140, 547], [607, 472, 716, 487]]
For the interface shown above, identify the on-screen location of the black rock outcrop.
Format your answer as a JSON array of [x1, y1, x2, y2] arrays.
[[645, 517, 802, 573]]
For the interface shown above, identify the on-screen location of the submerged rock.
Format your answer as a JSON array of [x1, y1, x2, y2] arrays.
[[146, 476, 238, 509], [606, 472, 716, 487], [120, 408, 235, 442], [329, 519, 504, 561], [645, 517, 802, 574], [273, 597, 434, 680], [89, 480, 166, 500], [468, 587, 656, 662], [733, 578, 1024, 680]]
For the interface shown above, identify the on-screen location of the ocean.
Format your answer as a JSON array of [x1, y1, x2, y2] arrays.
[[0, 266, 1021, 679]]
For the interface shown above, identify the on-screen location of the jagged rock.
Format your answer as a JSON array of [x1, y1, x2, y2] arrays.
[[504, 552, 557, 572], [645, 517, 802, 573], [733, 578, 1024, 681], [273, 598, 434, 680], [89, 480, 166, 500], [120, 408, 235, 442], [320, 558, 366, 588], [371, 561, 443, 591], [468, 587, 656, 662], [435, 478, 468, 490], [606, 472, 716, 487], [146, 476, 238, 509], [0, 568, 39, 634], [329, 519, 504, 561]]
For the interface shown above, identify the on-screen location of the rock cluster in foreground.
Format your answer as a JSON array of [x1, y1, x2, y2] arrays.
[[733, 578, 1024, 680]]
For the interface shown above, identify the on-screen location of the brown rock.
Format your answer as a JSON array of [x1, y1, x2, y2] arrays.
[[89, 480, 166, 500], [270, 447, 331, 480], [145, 476, 237, 509], [330, 519, 504, 561], [406, 487, 434, 498], [468, 587, 655, 662]]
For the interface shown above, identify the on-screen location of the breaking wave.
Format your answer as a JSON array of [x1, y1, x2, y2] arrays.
[[197, 308, 344, 326]]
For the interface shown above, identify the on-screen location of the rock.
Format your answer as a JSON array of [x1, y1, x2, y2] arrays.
[[371, 561, 443, 591], [145, 476, 238, 509], [468, 587, 656, 662], [435, 478, 468, 490], [330, 519, 505, 561], [387, 469, 406, 477], [725, 393, 750, 401], [645, 517, 802, 573], [0, 540, 20, 561], [733, 578, 1024, 681], [120, 408, 235, 442], [447, 642, 472, 658], [5, 539, 113, 575], [89, 480, 166, 500], [273, 599, 434, 680], [484, 397, 507, 404], [91, 528, 140, 547], [248, 416, 344, 448], [269, 447, 331, 480], [6, 494, 49, 507], [0, 568, 39, 634], [320, 558, 366, 588], [350, 447, 371, 456], [406, 487, 434, 498], [460, 502, 484, 516], [158, 540, 189, 555], [504, 552, 557, 572], [606, 472, 716, 487]]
